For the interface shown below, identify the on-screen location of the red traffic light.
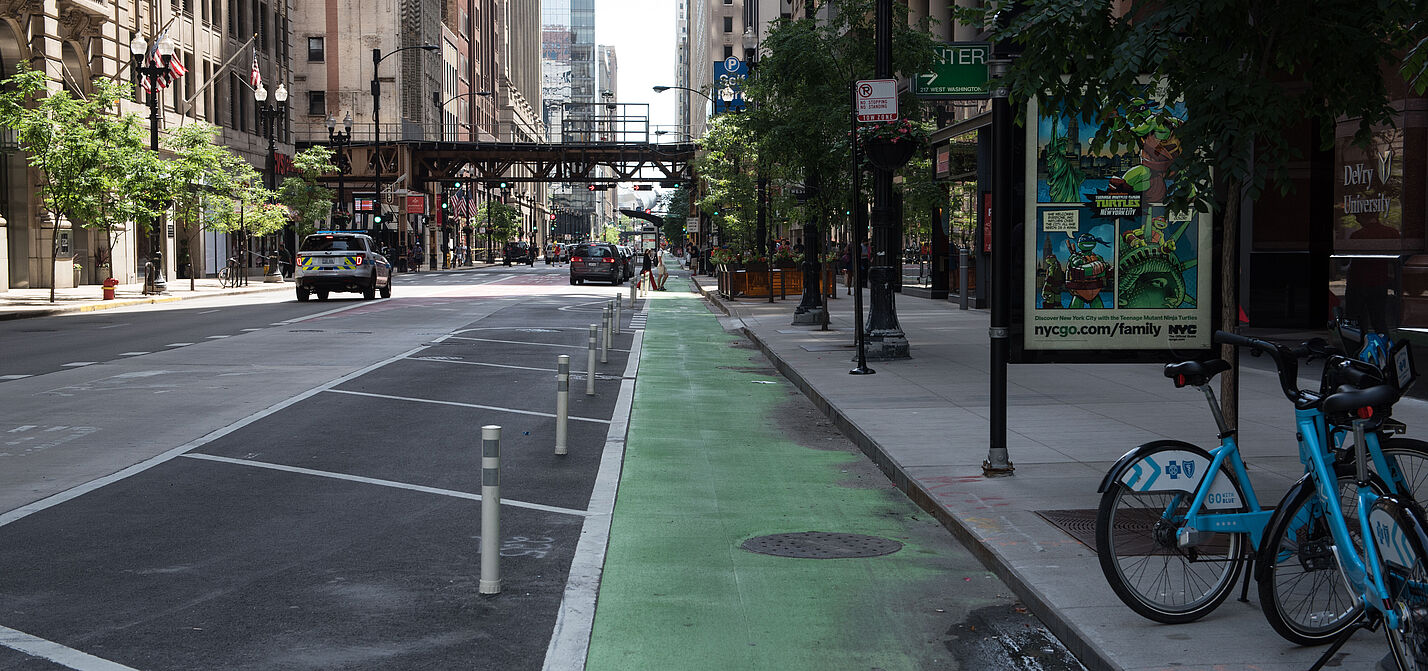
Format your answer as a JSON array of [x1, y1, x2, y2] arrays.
[[632, 184, 653, 191], [587, 184, 596, 191]]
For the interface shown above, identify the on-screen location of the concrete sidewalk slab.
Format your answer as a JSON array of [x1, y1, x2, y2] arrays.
[[690, 271, 1414, 671]]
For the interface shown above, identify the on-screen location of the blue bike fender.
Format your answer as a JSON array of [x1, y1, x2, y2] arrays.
[[1098, 440, 1210, 494], [1254, 470, 1318, 583], [1370, 494, 1428, 573]]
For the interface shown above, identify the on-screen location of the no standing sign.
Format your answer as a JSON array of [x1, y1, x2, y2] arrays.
[[855, 79, 898, 122]]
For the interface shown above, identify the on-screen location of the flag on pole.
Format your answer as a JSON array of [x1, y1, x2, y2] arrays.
[[453, 189, 469, 217], [249, 52, 263, 90]]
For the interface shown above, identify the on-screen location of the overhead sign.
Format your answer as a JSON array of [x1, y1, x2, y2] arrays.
[[405, 194, 426, 214], [855, 79, 898, 122], [912, 43, 992, 98], [713, 57, 747, 115]]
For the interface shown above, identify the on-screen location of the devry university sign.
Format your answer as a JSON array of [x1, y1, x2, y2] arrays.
[[856, 79, 898, 122]]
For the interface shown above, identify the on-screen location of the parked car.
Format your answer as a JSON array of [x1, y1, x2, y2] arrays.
[[568, 243, 624, 285], [294, 232, 392, 301]]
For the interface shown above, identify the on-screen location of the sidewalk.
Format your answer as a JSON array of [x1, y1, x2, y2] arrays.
[[690, 272, 1405, 671]]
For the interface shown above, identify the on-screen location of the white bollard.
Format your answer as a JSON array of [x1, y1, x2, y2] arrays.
[[586, 324, 597, 396], [613, 295, 622, 335], [601, 303, 611, 363], [555, 355, 569, 455], [629, 278, 637, 304], [480, 424, 502, 595]]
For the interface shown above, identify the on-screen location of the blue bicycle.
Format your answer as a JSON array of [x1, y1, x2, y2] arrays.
[[1096, 331, 1428, 658]]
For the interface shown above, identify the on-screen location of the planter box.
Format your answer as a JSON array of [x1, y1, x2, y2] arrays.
[[720, 264, 839, 299]]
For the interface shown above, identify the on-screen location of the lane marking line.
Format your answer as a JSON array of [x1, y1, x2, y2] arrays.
[[61, 362, 97, 367], [323, 389, 611, 424], [0, 624, 140, 671], [404, 358, 631, 380], [180, 454, 590, 517], [117, 352, 149, 356], [0, 344, 434, 530], [206, 335, 230, 339], [165, 342, 193, 347], [446, 336, 629, 352], [543, 305, 645, 671], [0, 375, 33, 380]]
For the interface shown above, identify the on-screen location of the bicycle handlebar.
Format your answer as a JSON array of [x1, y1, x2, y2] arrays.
[[1213, 330, 1307, 403]]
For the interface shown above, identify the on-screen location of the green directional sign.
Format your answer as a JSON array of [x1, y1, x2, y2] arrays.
[[912, 42, 991, 98]]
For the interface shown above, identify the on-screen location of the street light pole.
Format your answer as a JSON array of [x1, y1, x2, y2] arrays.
[[326, 111, 353, 227], [130, 34, 174, 293], [432, 90, 492, 141], [864, 0, 910, 359], [256, 83, 288, 282], [371, 44, 439, 257]]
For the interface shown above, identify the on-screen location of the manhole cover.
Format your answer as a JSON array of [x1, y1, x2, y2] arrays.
[[741, 532, 902, 559]]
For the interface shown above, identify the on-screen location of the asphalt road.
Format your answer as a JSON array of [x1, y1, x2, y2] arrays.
[[0, 263, 636, 670]]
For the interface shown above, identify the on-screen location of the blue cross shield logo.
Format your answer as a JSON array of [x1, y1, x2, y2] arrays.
[[1182, 460, 1195, 479]]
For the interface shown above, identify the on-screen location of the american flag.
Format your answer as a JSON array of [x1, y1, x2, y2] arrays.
[[249, 52, 263, 90], [138, 30, 186, 93], [453, 189, 469, 217]]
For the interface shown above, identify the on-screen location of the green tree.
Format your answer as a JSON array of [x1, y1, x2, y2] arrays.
[[164, 122, 257, 277], [0, 66, 166, 299], [660, 185, 692, 243], [276, 146, 337, 239], [965, 0, 1426, 423], [744, 0, 936, 235], [472, 200, 520, 245], [694, 114, 758, 251]]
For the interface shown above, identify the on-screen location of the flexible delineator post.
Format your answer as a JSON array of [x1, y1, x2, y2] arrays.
[[586, 324, 597, 396], [480, 424, 502, 595], [555, 355, 569, 455]]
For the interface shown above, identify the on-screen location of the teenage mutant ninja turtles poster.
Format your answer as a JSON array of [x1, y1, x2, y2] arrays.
[[1022, 93, 1213, 353]]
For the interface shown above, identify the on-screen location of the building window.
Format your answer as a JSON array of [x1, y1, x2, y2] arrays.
[[723, 45, 734, 59], [227, 0, 236, 36], [258, 2, 268, 52], [723, 16, 733, 32], [308, 37, 324, 62], [308, 91, 325, 116]]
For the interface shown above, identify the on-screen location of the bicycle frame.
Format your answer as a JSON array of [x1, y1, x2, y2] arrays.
[[1168, 435, 1274, 549]]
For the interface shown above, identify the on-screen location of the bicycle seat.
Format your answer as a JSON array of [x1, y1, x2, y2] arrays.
[[1322, 383, 1398, 422], [1164, 358, 1231, 388]]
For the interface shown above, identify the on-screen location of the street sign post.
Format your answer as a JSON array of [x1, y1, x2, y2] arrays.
[[855, 79, 898, 122], [911, 43, 991, 98]]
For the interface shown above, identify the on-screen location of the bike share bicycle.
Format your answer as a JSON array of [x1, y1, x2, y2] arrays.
[[1095, 330, 1428, 669]]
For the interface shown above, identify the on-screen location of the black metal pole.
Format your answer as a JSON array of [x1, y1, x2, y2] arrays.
[[371, 49, 383, 240], [985, 63, 1015, 476], [864, 0, 909, 360], [850, 82, 873, 376]]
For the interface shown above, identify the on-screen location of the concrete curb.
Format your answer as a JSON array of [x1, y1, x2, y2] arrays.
[[0, 283, 290, 321], [692, 278, 1114, 671]]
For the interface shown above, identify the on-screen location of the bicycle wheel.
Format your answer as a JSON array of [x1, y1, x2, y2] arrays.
[[1380, 499, 1428, 670], [1095, 459, 1247, 623], [1260, 441, 1428, 645], [217, 267, 232, 288]]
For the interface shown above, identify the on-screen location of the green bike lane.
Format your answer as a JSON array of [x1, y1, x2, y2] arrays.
[[585, 281, 1083, 671]]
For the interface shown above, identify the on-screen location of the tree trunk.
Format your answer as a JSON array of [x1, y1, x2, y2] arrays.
[[1219, 181, 1242, 429]]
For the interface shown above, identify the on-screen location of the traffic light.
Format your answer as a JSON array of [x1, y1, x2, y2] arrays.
[[659, 180, 682, 188], [373, 210, 383, 224], [632, 184, 653, 191], [498, 181, 508, 189], [587, 184, 596, 191]]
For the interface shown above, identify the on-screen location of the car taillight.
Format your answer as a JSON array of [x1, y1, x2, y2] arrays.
[[603, 257, 613, 263]]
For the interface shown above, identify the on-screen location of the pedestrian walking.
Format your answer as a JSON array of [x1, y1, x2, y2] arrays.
[[639, 249, 654, 290], [655, 252, 669, 290], [840, 245, 853, 295]]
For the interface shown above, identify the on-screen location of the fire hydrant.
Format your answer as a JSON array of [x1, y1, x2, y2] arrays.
[[102, 277, 119, 300]]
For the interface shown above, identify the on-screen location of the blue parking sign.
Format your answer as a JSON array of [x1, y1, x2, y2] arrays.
[[713, 58, 747, 115]]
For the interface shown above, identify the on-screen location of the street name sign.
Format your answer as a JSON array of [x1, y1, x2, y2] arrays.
[[911, 43, 991, 98], [855, 79, 898, 122]]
